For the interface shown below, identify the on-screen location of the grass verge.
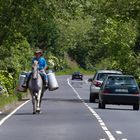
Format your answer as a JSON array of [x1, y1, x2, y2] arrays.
[[0, 92, 28, 112], [56, 68, 95, 75], [0, 94, 18, 109]]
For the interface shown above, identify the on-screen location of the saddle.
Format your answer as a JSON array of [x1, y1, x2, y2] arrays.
[[27, 72, 46, 87]]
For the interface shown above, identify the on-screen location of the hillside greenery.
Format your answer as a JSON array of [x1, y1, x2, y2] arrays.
[[0, 0, 140, 104]]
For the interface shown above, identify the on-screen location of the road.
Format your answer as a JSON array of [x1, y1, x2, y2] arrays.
[[0, 75, 140, 140]]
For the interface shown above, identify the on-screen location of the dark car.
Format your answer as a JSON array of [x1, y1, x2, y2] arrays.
[[98, 75, 140, 110], [72, 71, 83, 80]]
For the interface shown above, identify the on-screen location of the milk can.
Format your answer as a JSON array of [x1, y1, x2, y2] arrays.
[[47, 70, 59, 91], [18, 71, 27, 92]]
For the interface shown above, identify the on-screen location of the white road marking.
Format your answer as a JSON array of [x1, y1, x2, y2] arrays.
[[0, 100, 30, 126], [67, 78, 116, 140], [85, 79, 89, 84], [116, 131, 122, 134]]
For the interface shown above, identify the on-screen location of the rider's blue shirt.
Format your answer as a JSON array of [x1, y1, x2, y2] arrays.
[[32, 57, 47, 70]]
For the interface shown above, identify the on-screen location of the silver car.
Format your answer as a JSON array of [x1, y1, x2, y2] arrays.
[[89, 70, 122, 102]]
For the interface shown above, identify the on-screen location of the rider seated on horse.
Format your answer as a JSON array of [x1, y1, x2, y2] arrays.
[[22, 49, 48, 88]]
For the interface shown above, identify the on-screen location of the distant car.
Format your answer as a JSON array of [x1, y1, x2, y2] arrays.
[[88, 70, 122, 102], [72, 71, 83, 80], [98, 75, 140, 110]]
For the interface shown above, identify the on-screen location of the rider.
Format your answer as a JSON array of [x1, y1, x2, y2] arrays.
[[22, 49, 48, 88]]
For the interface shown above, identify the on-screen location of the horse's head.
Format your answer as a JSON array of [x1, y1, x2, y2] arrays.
[[32, 60, 39, 79]]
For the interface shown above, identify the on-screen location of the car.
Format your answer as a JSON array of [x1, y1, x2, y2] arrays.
[[88, 70, 122, 102], [72, 71, 83, 80], [98, 75, 140, 110]]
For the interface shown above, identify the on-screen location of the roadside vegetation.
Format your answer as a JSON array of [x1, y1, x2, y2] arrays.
[[0, 0, 140, 108]]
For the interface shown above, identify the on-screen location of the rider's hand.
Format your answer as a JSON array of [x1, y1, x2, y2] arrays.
[[45, 66, 49, 70]]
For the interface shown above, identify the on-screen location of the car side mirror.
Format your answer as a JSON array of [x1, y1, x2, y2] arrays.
[[99, 83, 103, 87], [88, 78, 93, 82]]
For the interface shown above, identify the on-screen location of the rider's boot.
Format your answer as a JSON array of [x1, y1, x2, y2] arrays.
[[22, 77, 28, 88], [22, 83, 27, 88], [22, 72, 31, 89], [19, 79, 27, 92]]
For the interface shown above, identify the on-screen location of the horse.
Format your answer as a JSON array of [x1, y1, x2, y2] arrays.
[[28, 60, 45, 114]]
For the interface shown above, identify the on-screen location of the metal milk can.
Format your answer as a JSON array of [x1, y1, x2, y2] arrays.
[[47, 70, 59, 91], [18, 71, 27, 92]]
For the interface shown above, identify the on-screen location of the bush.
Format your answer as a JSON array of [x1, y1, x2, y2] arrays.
[[0, 70, 14, 96]]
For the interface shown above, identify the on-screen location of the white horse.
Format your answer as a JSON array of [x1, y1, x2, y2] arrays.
[[28, 60, 45, 114]]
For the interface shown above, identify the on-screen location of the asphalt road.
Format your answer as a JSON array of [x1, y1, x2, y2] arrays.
[[0, 75, 140, 140]]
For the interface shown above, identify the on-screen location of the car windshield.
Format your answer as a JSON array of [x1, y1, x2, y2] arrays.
[[74, 72, 80, 74], [97, 73, 121, 81], [106, 76, 136, 86]]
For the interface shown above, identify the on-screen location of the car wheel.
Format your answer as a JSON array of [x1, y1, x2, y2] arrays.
[[98, 102, 102, 109], [133, 104, 139, 110], [101, 101, 105, 109], [89, 93, 96, 103]]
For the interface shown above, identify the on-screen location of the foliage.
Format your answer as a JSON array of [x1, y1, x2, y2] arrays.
[[47, 53, 66, 71], [0, 32, 32, 80], [0, 70, 14, 95], [0, 0, 140, 100]]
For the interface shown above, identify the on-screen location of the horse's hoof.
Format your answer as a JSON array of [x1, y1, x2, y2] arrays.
[[36, 110, 41, 114], [33, 112, 36, 114]]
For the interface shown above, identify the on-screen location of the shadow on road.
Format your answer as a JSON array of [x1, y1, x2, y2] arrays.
[[43, 97, 83, 103], [95, 106, 135, 111], [70, 80, 84, 88]]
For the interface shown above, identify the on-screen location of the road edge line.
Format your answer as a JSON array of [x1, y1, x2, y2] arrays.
[[0, 100, 30, 126]]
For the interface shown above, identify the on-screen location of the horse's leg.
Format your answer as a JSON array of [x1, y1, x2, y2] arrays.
[[39, 91, 44, 111], [31, 92, 36, 114], [36, 90, 42, 113]]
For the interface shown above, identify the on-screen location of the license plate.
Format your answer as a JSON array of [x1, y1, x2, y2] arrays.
[[115, 89, 128, 92]]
